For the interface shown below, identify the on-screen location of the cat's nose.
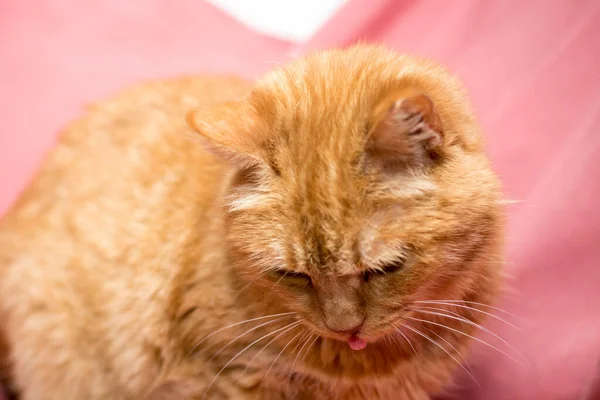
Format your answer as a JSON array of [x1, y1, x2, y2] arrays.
[[326, 318, 364, 335]]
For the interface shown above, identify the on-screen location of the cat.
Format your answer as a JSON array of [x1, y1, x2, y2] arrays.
[[0, 44, 504, 399]]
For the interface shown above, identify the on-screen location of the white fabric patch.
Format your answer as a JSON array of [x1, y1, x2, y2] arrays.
[[205, 0, 348, 42]]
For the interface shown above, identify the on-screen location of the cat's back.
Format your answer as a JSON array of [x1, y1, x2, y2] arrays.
[[7, 75, 247, 216], [0, 74, 249, 274], [0, 75, 249, 398], [1, 74, 249, 258]]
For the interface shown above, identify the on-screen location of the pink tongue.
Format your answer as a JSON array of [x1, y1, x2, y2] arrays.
[[348, 335, 367, 351]]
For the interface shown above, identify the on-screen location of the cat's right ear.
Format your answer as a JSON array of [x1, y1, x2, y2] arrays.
[[365, 89, 445, 170], [186, 101, 267, 168]]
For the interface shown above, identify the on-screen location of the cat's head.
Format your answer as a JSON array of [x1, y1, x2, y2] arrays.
[[187, 45, 503, 348]]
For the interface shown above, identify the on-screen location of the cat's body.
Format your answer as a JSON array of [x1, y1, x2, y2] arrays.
[[0, 46, 503, 399]]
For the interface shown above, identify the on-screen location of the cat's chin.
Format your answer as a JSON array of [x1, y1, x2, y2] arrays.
[[299, 333, 409, 379]]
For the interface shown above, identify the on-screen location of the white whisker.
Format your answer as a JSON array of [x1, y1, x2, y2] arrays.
[[414, 300, 523, 330], [188, 312, 296, 356], [299, 335, 319, 366], [257, 326, 304, 393], [209, 316, 291, 362], [389, 333, 413, 363], [201, 320, 302, 399], [407, 316, 524, 366], [423, 327, 472, 373], [417, 300, 524, 321], [286, 332, 314, 393], [285, 331, 312, 393], [232, 274, 265, 301], [240, 327, 307, 378], [269, 271, 289, 291], [401, 323, 480, 388], [408, 307, 525, 361], [392, 324, 419, 360], [384, 334, 392, 345]]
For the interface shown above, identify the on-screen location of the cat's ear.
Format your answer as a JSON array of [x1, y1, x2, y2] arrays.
[[186, 101, 267, 168], [366, 90, 444, 169]]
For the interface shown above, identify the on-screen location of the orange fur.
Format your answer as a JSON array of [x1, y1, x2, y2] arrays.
[[0, 45, 504, 399]]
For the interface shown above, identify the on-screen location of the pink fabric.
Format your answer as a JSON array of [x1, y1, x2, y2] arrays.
[[1, 1, 599, 399], [0, 0, 292, 214]]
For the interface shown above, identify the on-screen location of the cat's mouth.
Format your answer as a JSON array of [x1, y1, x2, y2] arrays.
[[326, 330, 369, 351], [309, 325, 369, 351]]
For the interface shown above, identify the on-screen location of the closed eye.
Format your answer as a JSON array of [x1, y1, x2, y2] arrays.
[[272, 269, 312, 288], [363, 259, 405, 282]]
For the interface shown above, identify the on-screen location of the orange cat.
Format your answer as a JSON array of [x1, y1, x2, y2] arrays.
[[0, 45, 504, 399]]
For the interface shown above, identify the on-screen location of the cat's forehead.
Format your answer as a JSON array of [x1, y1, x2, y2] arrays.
[[281, 163, 361, 271], [283, 174, 436, 274], [263, 67, 367, 113], [250, 52, 411, 170], [254, 50, 397, 124], [252, 69, 374, 185]]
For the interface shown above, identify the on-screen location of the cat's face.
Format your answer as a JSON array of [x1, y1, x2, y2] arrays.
[[188, 45, 503, 348]]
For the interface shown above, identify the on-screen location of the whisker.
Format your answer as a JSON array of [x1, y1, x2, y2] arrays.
[[415, 305, 465, 318], [269, 272, 288, 291], [408, 308, 524, 361], [423, 327, 472, 373], [285, 331, 312, 393], [401, 323, 480, 388], [201, 320, 302, 399], [298, 335, 319, 366], [286, 332, 314, 393], [407, 316, 523, 366], [257, 326, 304, 394], [188, 312, 296, 356], [240, 326, 307, 378], [232, 274, 265, 301], [393, 324, 419, 360], [388, 333, 408, 359], [416, 300, 524, 322], [286, 331, 311, 366], [414, 300, 523, 330], [209, 316, 292, 362]]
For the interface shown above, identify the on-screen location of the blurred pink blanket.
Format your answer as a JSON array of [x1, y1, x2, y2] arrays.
[[1, 1, 599, 399]]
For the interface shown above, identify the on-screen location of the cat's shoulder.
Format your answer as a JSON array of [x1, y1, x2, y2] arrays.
[[71, 75, 251, 146]]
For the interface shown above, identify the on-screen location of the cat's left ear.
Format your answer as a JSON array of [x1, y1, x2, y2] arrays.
[[186, 101, 267, 168], [366, 90, 444, 168]]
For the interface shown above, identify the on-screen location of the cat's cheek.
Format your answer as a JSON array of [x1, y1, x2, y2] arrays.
[[280, 287, 314, 309], [276, 288, 320, 322], [366, 275, 408, 303]]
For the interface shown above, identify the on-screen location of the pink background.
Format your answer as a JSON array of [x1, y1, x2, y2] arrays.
[[1, 1, 599, 399]]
